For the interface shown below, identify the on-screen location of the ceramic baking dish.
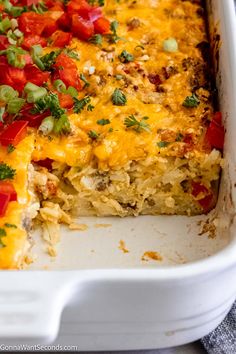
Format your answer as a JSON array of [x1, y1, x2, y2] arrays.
[[0, 0, 236, 350]]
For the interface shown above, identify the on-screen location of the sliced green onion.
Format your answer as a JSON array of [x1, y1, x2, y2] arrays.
[[13, 29, 23, 38], [24, 82, 41, 94], [31, 44, 43, 57], [0, 107, 5, 123], [0, 85, 18, 103], [163, 38, 178, 53], [27, 87, 47, 103], [32, 55, 45, 71], [53, 80, 66, 93], [10, 19, 18, 30], [6, 50, 25, 68], [30, 45, 45, 70], [0, 17, 11, 33], [67, 86, 78, 98], [53, 114, 71, 135], [38, 116, 55, 135], [7, 98, 25, 114]]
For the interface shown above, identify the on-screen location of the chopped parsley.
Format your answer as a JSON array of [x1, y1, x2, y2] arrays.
[[88, 130, 99, 139], [97, 119, 110, 125], [0, 163, 16, 180], [7, 144, 15, 153], [80, 74, 90, 88], [63, 48, 80, 60], [40, 50, 60, 71], [87, 104, 95, 111], [124, 115, 150, 133], [182, 93, 200, 108], [88, 0, 104, 5], [0, 228, 6, 247], [176, 132, 184, 142], [32, 93, 65, 118], [111, 88, 127, 106], [108, 20, 122, 43], [4, 223, 17, 228], [157, 141, 169, 148], [90, 34, 103, 45], [73, 96, 91, 113], [118, 50, 134, 63]]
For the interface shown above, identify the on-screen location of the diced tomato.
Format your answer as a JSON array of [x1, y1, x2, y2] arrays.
[[50, 30, 72, 47], [23, 54, 33, 65], [57, 12, 71, 32], [0, 193, 10, 217], [20, 104, 50, 127], [45, 0, 64, 10], [93, 17, 110, 34], [72, 14, 94, 41], [22, 35, 47, 50], [0, 35, 9, 50], [0, 182, 17, 202], [24, 65, 50, 86], [206, 112, 224, 149], [19, 0, 40, 5], [67, 0, 91, 15], [0, 121, 28, 147], [191, 181, 213, 212], [0, 56, 26, 92], [18, 12, 46, 36], [58, 92, 74, 108], [53, 53, 82, 90], [34, 158, 53, 170], [88, 7, 102, 22], [42, 17, 58, 37]]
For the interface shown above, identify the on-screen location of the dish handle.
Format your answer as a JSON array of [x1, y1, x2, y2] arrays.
[[0, 272, 75, 344]]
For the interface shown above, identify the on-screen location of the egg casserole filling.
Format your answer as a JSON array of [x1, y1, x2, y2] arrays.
[[0, 0, 224, 268]]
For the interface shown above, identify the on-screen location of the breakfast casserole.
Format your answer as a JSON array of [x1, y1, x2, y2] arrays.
[[0, 0, 224, 268]]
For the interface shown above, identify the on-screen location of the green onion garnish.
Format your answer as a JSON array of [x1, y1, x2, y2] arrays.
[[0, 85, 18, 103], [53, 80, 67, 93], [38, 116, 55, 135], [7, 98, 25, 114]]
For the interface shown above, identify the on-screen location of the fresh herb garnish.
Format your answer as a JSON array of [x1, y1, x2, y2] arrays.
[[0, 163, 16, 180], [118, 50, 134, 63], [4, 223, 17, 228], [157, 141, 169, 148], [0, 46, 27, 68], [80, 74, 90, 88], [0, 107, 5, 123], [111, 88, 127, 106], [32, 93, 65, 118], [176, 132, 184, 142], [107, 20, 121, 43], [0, 228, 6, 247], [73, 96, 91, 113], [31, 1, 48, 14], [53, 114, 71, 135], [88, 130, 99, 139], [182, 93, 200, 108], [87, 104, 95, 111], [89, 34, 103, 45], [7, 144, 15, 153], [124, 115, 150, 132], [97, 119, 110, 125], [40, 50, 60, 71], [63, 48, 80, 60]]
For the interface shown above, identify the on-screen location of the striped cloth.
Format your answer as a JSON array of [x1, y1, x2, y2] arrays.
[[201, 302, 236, 354]]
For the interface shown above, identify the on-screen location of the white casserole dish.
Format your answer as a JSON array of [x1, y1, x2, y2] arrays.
[[1, 0, 236, 350]]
